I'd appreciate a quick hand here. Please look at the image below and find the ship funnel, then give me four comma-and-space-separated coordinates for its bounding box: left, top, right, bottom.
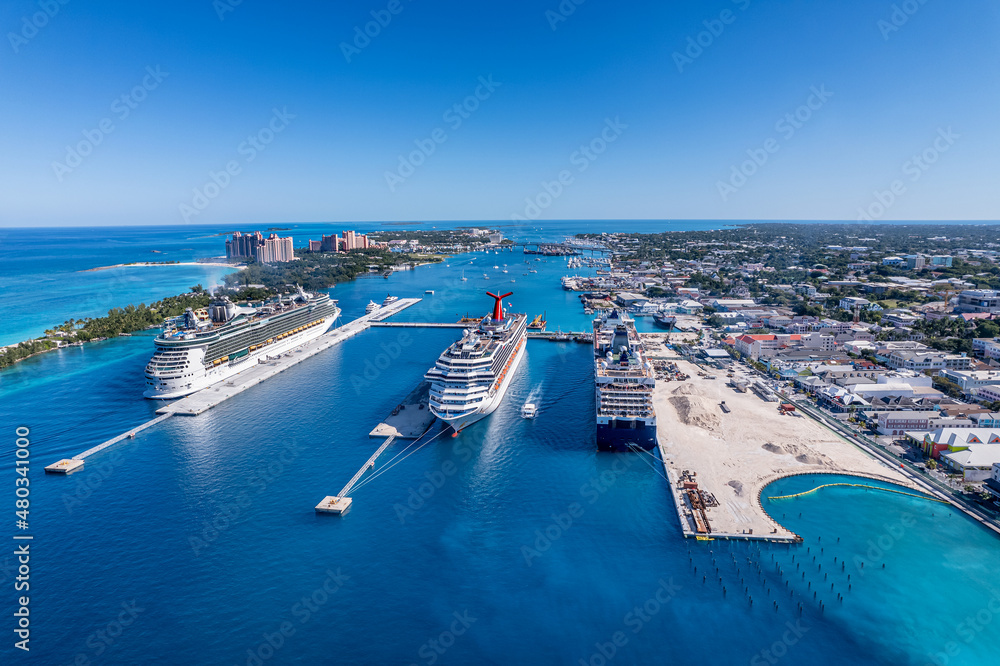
486, 291, 513, 321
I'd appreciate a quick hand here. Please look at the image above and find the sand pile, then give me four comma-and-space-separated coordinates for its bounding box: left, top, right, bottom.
762, 443, 786, 455
727, 480, 744, 496
668, 396, 721, 431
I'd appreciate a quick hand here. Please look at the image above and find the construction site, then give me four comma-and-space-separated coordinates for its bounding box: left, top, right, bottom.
651, 358, 914, 541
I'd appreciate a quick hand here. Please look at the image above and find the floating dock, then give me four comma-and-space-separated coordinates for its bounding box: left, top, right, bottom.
47, 298, 422, 472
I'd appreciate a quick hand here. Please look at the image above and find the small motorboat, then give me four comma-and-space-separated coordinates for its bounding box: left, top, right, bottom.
521, 403, 537, 419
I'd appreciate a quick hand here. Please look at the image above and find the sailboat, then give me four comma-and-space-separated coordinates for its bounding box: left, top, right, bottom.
461, 270, 468, 281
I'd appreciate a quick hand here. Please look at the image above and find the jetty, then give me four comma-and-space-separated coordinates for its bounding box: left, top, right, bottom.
45, 298, 422, 474
317, 381, 438, 515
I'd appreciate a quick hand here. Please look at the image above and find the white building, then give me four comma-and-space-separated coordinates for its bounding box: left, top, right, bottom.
938, 369, 1000, 397
839, 296, 871, 310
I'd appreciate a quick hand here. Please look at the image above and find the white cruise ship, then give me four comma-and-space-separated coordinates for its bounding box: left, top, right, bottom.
425, 292, 527, 434
144, 287, 339, 399
593, 309, 657, 451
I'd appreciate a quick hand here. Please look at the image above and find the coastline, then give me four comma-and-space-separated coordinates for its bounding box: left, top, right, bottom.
81, 261, 242, 272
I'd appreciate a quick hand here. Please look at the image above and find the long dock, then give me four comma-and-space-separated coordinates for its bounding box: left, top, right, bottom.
158, 298, 421, 416
46, 298, 422, 474
317, 382, 438, 515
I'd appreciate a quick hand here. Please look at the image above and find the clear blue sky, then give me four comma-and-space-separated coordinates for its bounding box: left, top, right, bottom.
1, 0, 998, 226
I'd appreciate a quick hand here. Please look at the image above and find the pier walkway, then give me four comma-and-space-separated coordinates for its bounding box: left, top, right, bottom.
46, 298, 422, 474
158, 298, 421, 416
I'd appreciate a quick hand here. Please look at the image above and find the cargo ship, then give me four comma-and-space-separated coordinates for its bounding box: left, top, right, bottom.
593, 310, 657, 451
144, 287, 339, 399
425, 292, 527, 434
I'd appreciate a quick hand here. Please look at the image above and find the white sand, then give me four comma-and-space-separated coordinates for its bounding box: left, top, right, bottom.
652, 359, 912, 539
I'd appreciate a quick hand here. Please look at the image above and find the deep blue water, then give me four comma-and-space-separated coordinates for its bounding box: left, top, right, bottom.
2, 224, 1000, 665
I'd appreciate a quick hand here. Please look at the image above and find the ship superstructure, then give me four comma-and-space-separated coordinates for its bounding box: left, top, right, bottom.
144, 287, 339, 399
593, 310, 657, 451
425, 292, 527, 433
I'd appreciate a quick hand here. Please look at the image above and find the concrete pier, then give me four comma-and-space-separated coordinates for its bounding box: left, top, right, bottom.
44, 412, 174, 474
369, 381, 436, 439
158, 298, 421, 417
47, 298, 422, 472
316, 435, 398, 516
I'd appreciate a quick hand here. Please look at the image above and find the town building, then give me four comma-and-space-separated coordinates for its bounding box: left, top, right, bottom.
956, 290, 1000, 314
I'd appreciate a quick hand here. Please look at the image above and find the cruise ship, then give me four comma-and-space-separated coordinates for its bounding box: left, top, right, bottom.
593, 310, 657, 451
425, 292, 527, 434
144, 288, 339, 399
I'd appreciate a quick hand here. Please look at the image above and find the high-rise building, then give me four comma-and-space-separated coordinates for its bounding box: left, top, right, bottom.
308, 240, 321, 252
342, 230, 357, 251
320, 234, 340, 252
226, 231, 264, 259
254, 234, 295, 264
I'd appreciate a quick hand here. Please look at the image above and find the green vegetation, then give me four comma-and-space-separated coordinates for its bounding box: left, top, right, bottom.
224, 248, 443, 292
0, 287, 273, 370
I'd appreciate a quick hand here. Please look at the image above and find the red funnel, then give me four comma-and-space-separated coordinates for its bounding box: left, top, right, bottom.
487, 291, 513, 321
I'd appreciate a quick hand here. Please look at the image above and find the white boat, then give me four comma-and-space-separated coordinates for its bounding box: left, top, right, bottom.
483, 273, 490, 280
461, 271, 468, 281
425, 290, 435, 294
425, 292, 527, 434
365, 301, 380, 314
381, 295, 399, 307
521, 402, 537, 419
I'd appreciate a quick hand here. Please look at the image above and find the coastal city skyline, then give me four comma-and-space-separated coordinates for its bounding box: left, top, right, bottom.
2, 0, 999, 226
4, 2, 1000, 665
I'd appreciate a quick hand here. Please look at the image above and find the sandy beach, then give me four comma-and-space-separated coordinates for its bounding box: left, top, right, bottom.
651, 358, 913, 540
81, 261, 241, 272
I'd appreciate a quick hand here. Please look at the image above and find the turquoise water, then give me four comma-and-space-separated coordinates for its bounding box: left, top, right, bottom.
2, 224, 1000, 664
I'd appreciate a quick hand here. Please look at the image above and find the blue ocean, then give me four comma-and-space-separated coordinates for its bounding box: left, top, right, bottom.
2, 223, 999, 665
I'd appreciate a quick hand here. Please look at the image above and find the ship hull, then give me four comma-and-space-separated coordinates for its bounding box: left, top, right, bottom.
596, 421, 657, 452
434, 337, 527, 433
653, 316, 675, 330
143, 313, 338, 399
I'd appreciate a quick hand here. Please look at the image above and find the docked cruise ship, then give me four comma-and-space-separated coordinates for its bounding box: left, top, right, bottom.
425, 292, 527, 434
593, 310, 657, 451
144, 288, 339, 399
